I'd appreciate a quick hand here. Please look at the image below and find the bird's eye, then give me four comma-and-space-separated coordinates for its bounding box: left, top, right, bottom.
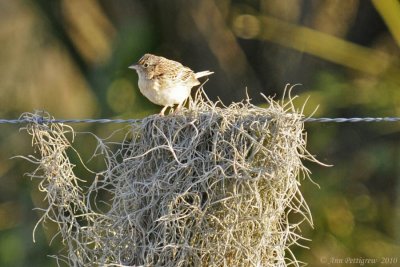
143, 63, 149, 68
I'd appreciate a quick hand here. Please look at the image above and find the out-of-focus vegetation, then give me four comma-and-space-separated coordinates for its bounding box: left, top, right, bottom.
0, 0, 399, 266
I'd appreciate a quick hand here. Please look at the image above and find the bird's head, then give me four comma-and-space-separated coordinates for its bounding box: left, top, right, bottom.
129, 54, 159, 79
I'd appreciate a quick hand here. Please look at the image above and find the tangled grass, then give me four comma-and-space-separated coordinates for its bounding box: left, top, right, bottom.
21, 85, 319, 266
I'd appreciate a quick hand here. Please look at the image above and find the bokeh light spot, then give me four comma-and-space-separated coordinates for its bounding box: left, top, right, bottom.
107, 79, 136, 113
233, 14, 260, 39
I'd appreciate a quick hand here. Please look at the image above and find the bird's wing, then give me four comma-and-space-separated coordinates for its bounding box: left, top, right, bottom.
153, 59, 199, 86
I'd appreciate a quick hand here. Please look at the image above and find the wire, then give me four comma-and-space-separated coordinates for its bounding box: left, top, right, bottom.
303, 117, 400, 122
0, 118, 141, 124
1, 117, 400, 124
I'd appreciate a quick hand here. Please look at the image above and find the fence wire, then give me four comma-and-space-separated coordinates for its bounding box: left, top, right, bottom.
1, 117, 400, 124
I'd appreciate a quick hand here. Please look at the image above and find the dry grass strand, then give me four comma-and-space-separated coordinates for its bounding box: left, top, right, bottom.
21, 85, 319, 266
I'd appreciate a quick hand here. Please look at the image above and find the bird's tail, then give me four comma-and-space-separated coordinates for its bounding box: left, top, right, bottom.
195, 70, 214, 79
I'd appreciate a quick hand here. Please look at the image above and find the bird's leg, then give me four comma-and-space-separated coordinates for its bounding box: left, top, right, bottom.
174, 102, 184, 114
159, 106, 168, 116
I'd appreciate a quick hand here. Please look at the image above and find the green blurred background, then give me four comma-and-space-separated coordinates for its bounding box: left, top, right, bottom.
1, 0, 400, 266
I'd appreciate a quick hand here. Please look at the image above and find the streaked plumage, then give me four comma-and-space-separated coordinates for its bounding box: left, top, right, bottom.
129, 54, 213, 115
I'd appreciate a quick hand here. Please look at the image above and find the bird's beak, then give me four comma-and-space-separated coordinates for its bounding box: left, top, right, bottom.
128, 63, 138, 70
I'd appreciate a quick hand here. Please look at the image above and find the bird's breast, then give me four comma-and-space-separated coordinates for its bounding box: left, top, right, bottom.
137, 77, 191, 106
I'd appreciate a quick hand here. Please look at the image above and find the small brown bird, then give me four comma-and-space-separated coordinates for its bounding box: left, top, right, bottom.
129, 54, 213, 115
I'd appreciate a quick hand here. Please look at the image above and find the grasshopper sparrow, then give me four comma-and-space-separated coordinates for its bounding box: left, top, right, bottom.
129, 53, 213, 115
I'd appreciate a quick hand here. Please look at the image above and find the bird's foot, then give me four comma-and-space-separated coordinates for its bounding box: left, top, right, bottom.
159, 106, 168, 116
173, 103, 183, 114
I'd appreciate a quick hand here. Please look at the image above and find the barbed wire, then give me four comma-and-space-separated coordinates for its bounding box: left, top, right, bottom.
0, 118, 141, 124
1, 117, 400, 124
304, 117, 400, 123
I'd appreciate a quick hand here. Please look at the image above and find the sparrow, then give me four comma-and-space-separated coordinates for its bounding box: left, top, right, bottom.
129, 53, 213, 115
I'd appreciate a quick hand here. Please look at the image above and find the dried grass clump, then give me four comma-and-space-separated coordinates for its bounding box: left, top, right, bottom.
21, 86, 318, 267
